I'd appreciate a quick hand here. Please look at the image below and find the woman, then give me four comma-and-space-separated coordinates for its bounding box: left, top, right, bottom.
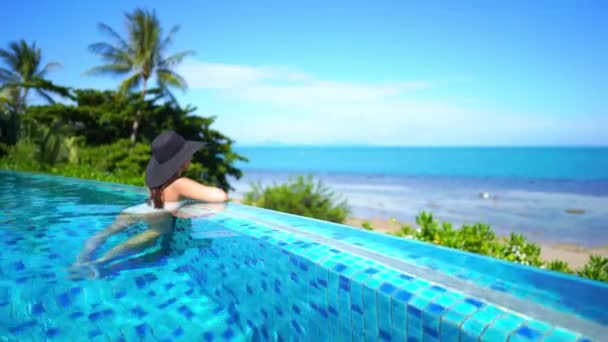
70, 130, 228, 278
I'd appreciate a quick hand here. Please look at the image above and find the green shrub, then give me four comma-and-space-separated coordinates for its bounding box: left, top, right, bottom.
546, 260, 573, 274
414, 212, 456, 245
577, 255, 608, 282
397, 212, 606, 283
414, 212, 440, 241
361, 221, 374, 230
398, 224, 416, 237
413, 212, 498, 254
498, 233, 543, 267
454, 223, 500, 255
243, 175, 350, 223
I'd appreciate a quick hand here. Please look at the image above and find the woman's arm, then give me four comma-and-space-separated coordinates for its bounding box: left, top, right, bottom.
175, 177, 228, 202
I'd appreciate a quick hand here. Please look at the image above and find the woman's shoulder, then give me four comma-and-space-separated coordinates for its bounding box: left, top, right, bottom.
173, 177, 198, 186
171, 177, 228, 203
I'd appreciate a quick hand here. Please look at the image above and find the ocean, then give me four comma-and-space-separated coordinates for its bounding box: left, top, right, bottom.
230, 147, 608, 247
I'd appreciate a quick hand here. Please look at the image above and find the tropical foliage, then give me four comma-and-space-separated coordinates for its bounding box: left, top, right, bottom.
1, 8, 244, 190
1, 88, 245, 190
87, 8, 194, 143
390, 211, 607, 282
243, 175, 351, 223
361, 221, 374, 230
0, 40, 69, 145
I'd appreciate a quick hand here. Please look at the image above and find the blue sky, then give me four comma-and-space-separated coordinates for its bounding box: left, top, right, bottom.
2, 0, 607, 146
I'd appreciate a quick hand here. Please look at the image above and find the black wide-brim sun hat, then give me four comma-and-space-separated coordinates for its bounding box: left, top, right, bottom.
145, 131, 205, 188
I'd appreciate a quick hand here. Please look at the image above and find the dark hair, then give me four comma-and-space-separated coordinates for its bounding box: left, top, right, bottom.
148, 173, 181, 209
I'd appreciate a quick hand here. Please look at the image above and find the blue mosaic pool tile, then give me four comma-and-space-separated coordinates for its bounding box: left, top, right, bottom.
352, 268, 374, 286
362, 285, 378, 337
407, 316, 423, 341
365, 267, 380, 275
320, 254, 341, 268
431, 292, 464, 309
542, 327, 581, 342
417, 288, 442, 302
421, 302, 446, 341
364, 275, 385, 291
508, 321, 552, 342
423, 325, 441, 342
439, 301, 479, 341
327, 321, 340, 341
340, 319, 352, 341
326, 315, 340, 340
333, 262, 349, 273
378, 328, 392, 341
391, 271, 415, 283
407, 296, 433, 341
379, 281, 398, 296
480, 312, 524, 341
307, 319, 321, 340
352, 309, 365, 338
377, 291, 393, 334
378, 268, 403, 280
394, 289, 414, 304
461, 305, 503, 341
31, 302, 45, 316
338, 289, 352, 324
339, 275, 351, 292
352, 330, 365, 342
401, 278, 431, 294
526, 319, 552, 335
364, 330, 377, 342
391, 296, 408, 340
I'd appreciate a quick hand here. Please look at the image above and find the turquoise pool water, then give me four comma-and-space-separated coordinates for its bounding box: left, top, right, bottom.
0, 171, 607, 341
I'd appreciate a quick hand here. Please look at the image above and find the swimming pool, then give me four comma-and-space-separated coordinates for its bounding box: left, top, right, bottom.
0, 170, 606, 341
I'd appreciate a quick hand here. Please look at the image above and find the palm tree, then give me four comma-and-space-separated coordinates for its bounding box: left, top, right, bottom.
0, 40, 62, 144
86, 8, 194, 143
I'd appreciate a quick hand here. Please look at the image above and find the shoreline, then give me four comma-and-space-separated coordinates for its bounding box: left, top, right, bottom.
231, 171, 608, 248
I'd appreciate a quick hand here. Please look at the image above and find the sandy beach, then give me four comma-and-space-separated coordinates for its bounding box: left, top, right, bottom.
345, 217, 608, 269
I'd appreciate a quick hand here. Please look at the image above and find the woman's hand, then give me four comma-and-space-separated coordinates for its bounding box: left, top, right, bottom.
173, 202, 226, 218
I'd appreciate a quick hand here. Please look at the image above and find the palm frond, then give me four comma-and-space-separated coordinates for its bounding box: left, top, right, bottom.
119, 73, 142, 93
0, 67, 19, 83
160, 25, 180, 52
35, 78, 72, 99
35, 89, 55, 104
0, 42, 21, 69
84, 63, 132, 76
159, 50, 194, 68
88, 42, 133, 65
157, 68, 187, 91
37, 62, 61, 78
0, 87, 11, 103
0, 82, 17, 92
15, 40, 42, 82
87, 8, 191, 103
97, 22, 130, 51
8, 78, 72, 99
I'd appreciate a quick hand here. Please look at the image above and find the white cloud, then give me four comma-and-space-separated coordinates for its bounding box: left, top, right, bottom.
179, 60, 432, 105
179, 61, 312, 89
177, 60, 607, 146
